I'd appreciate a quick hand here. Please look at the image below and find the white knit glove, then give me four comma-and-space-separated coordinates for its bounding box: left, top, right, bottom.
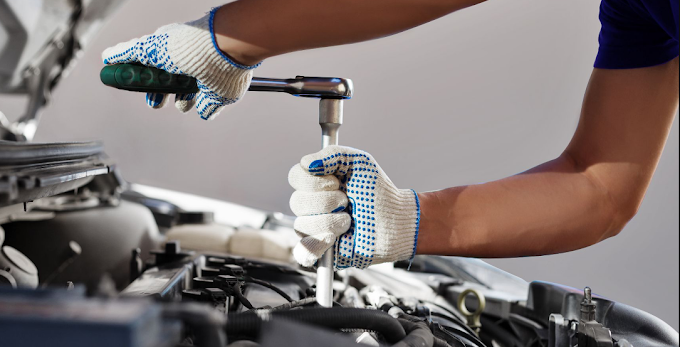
288, 146, 421, 270
101, 8, 259, 120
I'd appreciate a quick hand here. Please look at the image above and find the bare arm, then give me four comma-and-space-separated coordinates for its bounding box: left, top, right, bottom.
210, 0, 678, 258
212, 0, 485, 65
417, 58, 679, 257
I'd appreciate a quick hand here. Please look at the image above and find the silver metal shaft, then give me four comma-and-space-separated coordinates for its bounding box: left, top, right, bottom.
249, 76, 353, 99
316, 98, 343, 307
246, 75, 351, 307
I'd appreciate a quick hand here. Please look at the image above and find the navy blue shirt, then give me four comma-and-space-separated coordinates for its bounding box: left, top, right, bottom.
595, 0, 679, 69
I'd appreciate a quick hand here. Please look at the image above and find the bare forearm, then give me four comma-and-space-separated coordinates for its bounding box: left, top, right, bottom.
416, 154, 626, 257
417, 59, 679, 258
213, 0, 484, 65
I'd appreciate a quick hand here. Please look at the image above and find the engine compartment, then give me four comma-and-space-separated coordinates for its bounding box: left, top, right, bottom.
0, 2, 678, 346
120, 248, 490, 347
0, 167, 677, 347
0, 238, 501, 347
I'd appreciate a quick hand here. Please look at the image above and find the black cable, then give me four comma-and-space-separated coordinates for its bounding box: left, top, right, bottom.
400, 312, 482, 347
245, 277, 294, 302
419, 302, 480, 338
437, 324, 486, 347
233, 282, 254, 309
420, 300, 466, 323
432, 312, 481, 345
430, 311, 471, 329
432, 326, 471, 347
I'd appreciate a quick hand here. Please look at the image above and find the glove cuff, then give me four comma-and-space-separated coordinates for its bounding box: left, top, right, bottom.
166, 8, 260, 98
374, 188, 421, 264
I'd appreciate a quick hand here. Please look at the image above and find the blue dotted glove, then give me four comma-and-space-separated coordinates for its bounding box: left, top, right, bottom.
288, 146, 421, 269
102, 8, 259, 120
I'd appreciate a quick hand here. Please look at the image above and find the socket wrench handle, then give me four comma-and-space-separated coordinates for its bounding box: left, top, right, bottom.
100, 64, 353, 307
100, 64, 354, 100
316, 99, 343, 307
250, 76, 353, 99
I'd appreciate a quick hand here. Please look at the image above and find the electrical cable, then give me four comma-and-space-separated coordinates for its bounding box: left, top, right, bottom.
233, 282, 255, 309
419, 299, 467, 323
418, 301, 480, 339
398, 312, 480, 347
245, 277, 294, 302
428, 312, 484, 346
437, 324, 486, 347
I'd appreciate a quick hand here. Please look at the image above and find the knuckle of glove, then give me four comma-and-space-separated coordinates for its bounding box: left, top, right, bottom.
299, 145, 344, 175
299, 146, 374, 176
288, 164, 339, 192
289, 190, 348, 217
294, 213, 351, 238
293, 233, 336, 267
174, 94, 196, 113
102, 39, 137, 62
292, 243, 321, 267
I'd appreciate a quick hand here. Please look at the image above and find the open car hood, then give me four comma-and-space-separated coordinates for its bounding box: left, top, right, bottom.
0, 0, 126, 92
0, 0, 126, 141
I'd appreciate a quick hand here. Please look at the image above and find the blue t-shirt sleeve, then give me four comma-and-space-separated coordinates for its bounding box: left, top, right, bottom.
595, 0, 679, 69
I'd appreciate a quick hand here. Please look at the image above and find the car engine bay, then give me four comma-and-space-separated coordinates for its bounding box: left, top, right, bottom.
0, 1, 678, 347
0, 153, 678, 347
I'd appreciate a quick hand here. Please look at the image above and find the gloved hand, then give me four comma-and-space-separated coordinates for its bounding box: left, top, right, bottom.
101, 8, 259, 120
288, 145, 420, 269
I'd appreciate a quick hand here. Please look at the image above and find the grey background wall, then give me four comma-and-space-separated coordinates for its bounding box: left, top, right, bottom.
2, 0, 678, 329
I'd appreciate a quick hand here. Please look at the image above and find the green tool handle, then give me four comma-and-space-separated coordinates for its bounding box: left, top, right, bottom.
100, 64, 199, 94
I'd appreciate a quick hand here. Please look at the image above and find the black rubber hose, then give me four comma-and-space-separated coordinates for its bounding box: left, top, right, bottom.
245, 277, 294, 302
226, 308, 406, 343
163, 303, 227, 347
393, 318, 435, 347
397, 314, 469, 347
